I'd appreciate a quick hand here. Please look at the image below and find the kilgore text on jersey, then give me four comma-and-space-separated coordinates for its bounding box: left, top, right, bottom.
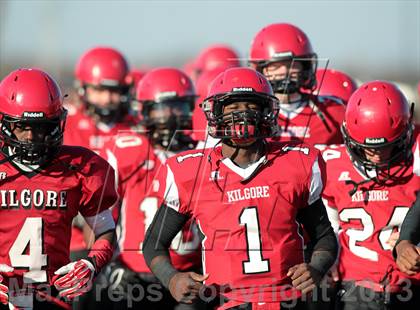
0, 189, 67, 209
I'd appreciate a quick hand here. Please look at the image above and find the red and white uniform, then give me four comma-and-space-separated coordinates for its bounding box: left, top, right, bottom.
102, 132, 202, 273
64, 108, 137, 152
64, 108, 136, 251
275, 96, 345, 146
0, 146, 118, 286
160, 141, 325, 303
322, 139, 420, 292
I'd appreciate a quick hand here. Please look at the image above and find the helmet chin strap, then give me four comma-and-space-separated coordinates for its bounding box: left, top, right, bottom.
347, 155, 412, 197
87, 102, 122, 125
345, 177, 376, 197
0, 147, 18, 165
270, 79, 300, 95
1, 146, 40, 171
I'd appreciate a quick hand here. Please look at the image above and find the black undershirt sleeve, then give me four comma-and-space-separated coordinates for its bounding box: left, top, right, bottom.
394, 191, 420, 257
143, 204, 190, 287
296, 198, 338, 275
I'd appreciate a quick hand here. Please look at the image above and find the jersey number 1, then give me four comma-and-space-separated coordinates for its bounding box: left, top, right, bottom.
239, 207, 270, 274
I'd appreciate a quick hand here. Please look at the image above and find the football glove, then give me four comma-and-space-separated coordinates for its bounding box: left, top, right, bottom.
53, 259, 96, 299
0, 264, 14, 305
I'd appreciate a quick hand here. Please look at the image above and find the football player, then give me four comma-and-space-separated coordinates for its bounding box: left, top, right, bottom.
143, 67, 338, 309
249, 23, 346, 146
322, 81, 420, 309
104, 68, 205, 309
0, 69, 117, 309
137, 67, 198, 162
62, 46, 134, 293
64, 46, 135, 151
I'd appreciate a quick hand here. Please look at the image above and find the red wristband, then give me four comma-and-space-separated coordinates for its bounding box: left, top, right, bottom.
88, 239, 113, 273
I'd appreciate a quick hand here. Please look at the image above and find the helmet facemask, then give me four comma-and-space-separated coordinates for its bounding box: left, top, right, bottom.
0, 111, 67, 166
80, 83, 130, 125
342, 123, 414, 184
202, 92, 279, 146
141, 98, 195, 150
251, 54, 317, 95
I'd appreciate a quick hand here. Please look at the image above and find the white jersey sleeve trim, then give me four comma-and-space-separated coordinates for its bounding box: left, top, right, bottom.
164, 165, 181, 212
308, 157, 324, 205
84, 209, 116, 237
323, 198, 340, 234
413, 141, 420, 176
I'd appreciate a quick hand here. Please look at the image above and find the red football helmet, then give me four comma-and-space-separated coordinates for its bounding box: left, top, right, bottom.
249, 23, 317, 94
314, 68, 357, 104
75, 46, 129, 87
194, 44, 240, 78
136, 67, 196, 149
75, 47, 130, 123
202, 67, 279, 142
342, 81, 414, 180
0, 68, 67, 164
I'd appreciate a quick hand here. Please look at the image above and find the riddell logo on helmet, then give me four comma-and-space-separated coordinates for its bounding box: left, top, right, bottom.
232, 87, 254, 92
272, 51, 293, 59
365, 137, 386, 144
23, 112, 45, 118
156, 91, 177, 101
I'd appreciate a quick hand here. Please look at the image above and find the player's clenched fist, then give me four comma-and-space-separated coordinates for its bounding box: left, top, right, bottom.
53, 259, 96, 299
169, 272, 208, 304
287, 263, 322, 294
395, 240, 420, 275
0, 264, 14, 305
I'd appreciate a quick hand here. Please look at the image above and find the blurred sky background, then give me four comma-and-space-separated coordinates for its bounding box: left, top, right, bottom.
0, 0, 419, 99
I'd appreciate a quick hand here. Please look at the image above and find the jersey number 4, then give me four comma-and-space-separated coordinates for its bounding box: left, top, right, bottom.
340, 206, 409, 261
9, 217, 47, 283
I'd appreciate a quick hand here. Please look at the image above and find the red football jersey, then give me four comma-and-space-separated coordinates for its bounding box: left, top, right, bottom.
0, 146, 118, 286
101, 132, 202, 273
64, 108, 136, 251
322, 140, 420, 291
274, 96, 345, 145
160, 141, 325, 302
64, 108, 137, 152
